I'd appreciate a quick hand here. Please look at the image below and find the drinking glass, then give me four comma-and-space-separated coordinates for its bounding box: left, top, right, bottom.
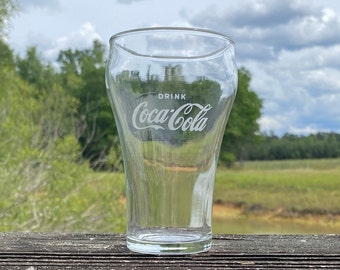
105, 27, 237, 254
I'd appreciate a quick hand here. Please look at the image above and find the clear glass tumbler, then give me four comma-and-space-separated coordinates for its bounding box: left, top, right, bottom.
105, 27, 237, 254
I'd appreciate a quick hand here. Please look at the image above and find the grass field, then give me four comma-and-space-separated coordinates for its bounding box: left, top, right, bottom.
233, 158, 340, 170
87, 158, 340, 222
1, 158, 339, 233
103, 158, 340, 219
214, 159, 340, 215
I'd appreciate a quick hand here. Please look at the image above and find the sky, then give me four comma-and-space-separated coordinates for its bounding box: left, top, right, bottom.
7, 0, 340, 136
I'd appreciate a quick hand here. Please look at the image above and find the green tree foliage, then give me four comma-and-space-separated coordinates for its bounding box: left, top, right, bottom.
8, 38, 274, 170
14, 41, 262, 170
220, 68, 263, 163
0, 0, 17, 38
16, 47, 58, 90
15, 46, 76, 139
248, 133, 340, 160
0, 39, 14, 68
0, 41, 125, 232
55, 45, 263, 168
57, 40, 117, 169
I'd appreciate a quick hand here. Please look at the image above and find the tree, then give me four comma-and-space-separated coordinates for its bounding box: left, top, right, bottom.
0, 0, 17, 38
15, 45, 76, 141
16, 47, 61, 91
0, 50, 125, 232
0, 39, 14, 68
0, 0, 126, 232
245, 132, 340, 160
58, 41, 118, 169
220, 68, 263, 163
0, 0, 16, 68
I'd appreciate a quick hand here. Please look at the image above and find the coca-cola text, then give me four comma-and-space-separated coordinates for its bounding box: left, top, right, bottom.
132, 102, 212, 132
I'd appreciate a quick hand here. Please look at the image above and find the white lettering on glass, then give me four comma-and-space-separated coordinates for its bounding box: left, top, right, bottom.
132, 101, 212, 132
158, 93, 186, 100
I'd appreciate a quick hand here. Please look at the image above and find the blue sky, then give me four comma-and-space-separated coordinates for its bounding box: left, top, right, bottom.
8, 0, 340, 136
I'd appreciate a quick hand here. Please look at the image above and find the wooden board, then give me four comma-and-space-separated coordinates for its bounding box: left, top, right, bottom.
0, 233, 339, 269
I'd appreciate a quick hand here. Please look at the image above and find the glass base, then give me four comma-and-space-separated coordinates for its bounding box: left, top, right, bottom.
127, 229, 212, 255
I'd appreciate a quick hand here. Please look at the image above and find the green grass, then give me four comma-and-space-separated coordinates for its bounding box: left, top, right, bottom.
234, 158, 340, 170
2, 158, 339, 232
214, 159, 340, 215
0, 171, 127, 232
97, 158, 340, 220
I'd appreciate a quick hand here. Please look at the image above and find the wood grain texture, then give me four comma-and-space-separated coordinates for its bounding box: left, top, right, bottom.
0, 233, 339, 269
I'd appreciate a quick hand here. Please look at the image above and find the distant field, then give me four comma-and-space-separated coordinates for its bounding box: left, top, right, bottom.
2, 158, 338, 232
87, 158, 340, 234
100, 158, 340, 216
234, 158, 340, 170
214, 158, 340, 215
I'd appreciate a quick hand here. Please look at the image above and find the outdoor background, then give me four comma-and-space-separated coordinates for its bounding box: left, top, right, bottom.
0, 0, 339, 233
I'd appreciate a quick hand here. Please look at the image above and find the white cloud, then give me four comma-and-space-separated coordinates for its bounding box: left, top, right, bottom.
288, 126, 323, 136
304, 69, 340, 93
189, 0, 340, 58
238, 46, 340, 135
116, 0, 148, 4
44, 22, 102, 60
18, 0, 61, 12
273, 8, 340, 49
186, 0, 340, 135
278, 45, 340, 70
258, 116, 285, 134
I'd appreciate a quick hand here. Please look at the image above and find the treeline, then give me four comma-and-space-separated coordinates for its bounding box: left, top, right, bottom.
0, 38, 127, 231
3, 37, 339, 169
1, 37, 265, 169
245, 133, 340, 160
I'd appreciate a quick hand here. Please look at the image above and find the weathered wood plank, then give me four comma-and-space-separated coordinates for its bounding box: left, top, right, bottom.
0, 233, 339, 269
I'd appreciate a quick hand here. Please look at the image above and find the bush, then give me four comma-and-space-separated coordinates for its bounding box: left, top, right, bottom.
219, 152, 236, 168
0, 68, 125, 232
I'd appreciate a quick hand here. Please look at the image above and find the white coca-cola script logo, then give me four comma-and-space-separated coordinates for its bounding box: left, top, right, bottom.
132, 102, 212, 131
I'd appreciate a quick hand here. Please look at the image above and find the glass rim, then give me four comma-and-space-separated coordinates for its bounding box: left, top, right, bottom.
109, 27, 235, 60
